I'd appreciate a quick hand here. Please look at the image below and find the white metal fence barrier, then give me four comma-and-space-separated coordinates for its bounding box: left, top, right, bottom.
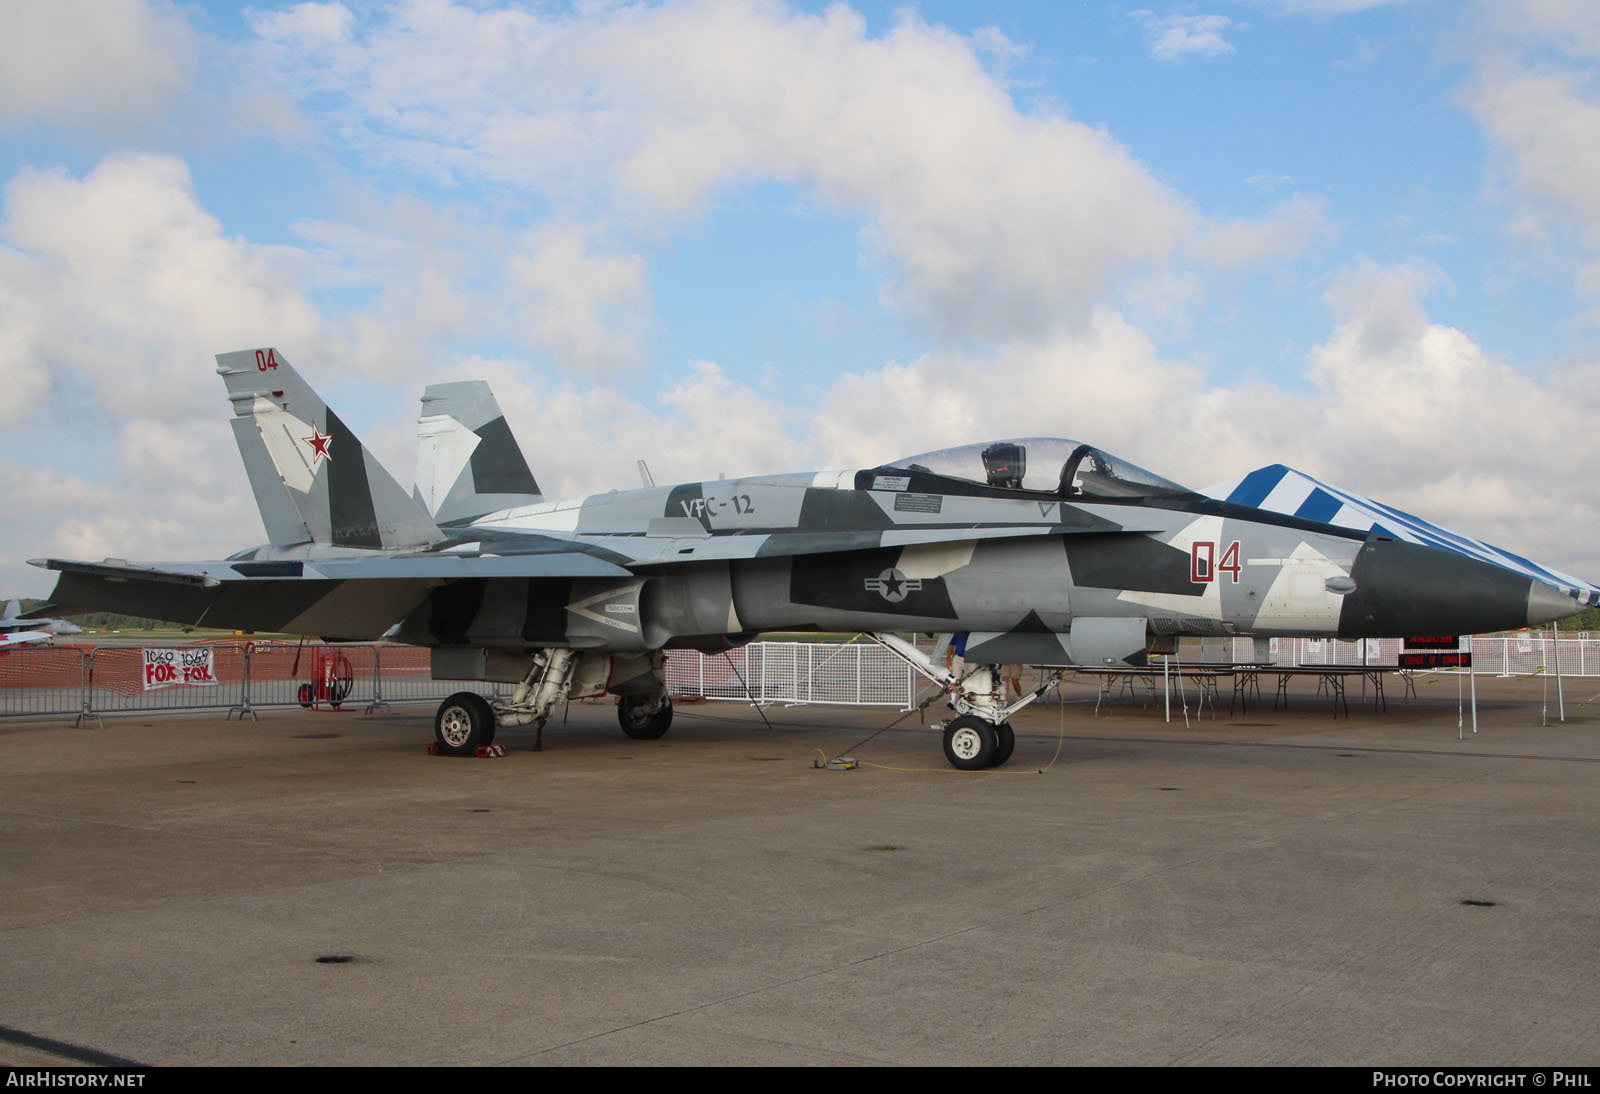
0, 646, 88, 720
2, 632, 1593, 723
663, 641, 919, 709
83, 645, 247, 720
0, 643, 506, 723
1174, 634, 1600, 676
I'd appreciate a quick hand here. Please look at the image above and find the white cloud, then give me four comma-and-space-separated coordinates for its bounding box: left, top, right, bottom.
507, 228, 649, 376
0, 414, 263, 593
1268, 0, 1407, 13
1461, 2, 1600, 308
0, 458, 122, 516
288, 197, 653, 380
1132, 12, 1237, 62
808, 309, 1200, 470
289, 193, 502, 389
0, 247, 52, 412
1465, 64, 1600, 231
1290, 262, 1597, 562
1477, 0, 1600, 53
0, 154, 326, 425
247, 0, 1324, 341
249, 1, 356, 45
1191, 195, 1333, 267
0, 0, 196, 130
970, 24, 1031, 76
416, 354, 808, 501
799, 263, 1600, 579
0, 154, 334, 589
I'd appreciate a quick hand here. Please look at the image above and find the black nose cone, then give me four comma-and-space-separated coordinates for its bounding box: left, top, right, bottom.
1338, 535, 1573, 637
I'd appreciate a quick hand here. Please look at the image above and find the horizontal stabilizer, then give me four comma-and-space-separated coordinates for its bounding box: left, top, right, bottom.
30, 556, 431, 638
29, 558, 220, 587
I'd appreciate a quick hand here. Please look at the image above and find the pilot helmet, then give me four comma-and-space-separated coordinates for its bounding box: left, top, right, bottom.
981, 442, 1025, 489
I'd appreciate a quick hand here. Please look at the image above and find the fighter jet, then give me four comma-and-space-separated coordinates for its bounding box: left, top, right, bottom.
28, 348, 1598, 768
0, 628, 53, 648
0, 598, 79, 646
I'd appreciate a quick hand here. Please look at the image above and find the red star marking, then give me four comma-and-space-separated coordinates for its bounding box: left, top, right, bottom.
303, 424, 333, 463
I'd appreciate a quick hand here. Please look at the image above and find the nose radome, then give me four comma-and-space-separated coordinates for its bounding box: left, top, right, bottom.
1340, 536, 1567, 637
1527, 582, 1582, 628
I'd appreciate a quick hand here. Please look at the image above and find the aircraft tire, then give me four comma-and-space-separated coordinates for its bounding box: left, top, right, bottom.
942, 715, 997, 771
474, 693, 497, 746
618, 695, 673, 740
990, 722, 1015, 767
435, 692, 495, 756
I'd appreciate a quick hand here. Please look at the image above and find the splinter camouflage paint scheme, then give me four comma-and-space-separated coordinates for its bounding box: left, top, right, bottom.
28, 348, 1597, 768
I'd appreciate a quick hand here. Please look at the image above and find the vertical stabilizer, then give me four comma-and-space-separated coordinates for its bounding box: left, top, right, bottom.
217, 348, 445, 550
414, 381, 542, 523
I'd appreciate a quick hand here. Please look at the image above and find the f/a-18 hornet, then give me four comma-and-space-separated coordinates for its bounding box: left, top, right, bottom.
29, 349, 1599, 768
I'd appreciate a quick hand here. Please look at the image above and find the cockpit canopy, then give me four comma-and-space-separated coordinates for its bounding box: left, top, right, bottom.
880, 438, 1193, 500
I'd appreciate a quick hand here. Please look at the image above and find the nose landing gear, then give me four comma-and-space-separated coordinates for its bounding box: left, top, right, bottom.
865, 633, 1055, 770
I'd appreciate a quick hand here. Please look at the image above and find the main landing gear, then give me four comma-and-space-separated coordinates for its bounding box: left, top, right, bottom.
434, 691, 496, 756
865, 633, 1050, 771
430, 648, 673, 756
617, 693, 673, 739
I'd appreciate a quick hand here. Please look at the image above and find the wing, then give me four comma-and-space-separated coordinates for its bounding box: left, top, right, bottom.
29, 550, 633, 640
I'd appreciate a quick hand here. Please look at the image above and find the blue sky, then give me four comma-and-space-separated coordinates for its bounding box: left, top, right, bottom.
2, 0, 1599, 595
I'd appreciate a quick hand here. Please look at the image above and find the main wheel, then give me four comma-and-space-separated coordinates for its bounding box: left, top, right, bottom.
435, 692, 496, 756
618, 694, 673, 740
472, 693, 496, 745
942, 715, 997, 771
990, 722, 1016, 767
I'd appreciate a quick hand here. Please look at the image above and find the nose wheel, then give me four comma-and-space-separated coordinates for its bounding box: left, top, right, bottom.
943, 715, 1015, 770
943, 716, 994, 769
992, 722, 1015, 766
